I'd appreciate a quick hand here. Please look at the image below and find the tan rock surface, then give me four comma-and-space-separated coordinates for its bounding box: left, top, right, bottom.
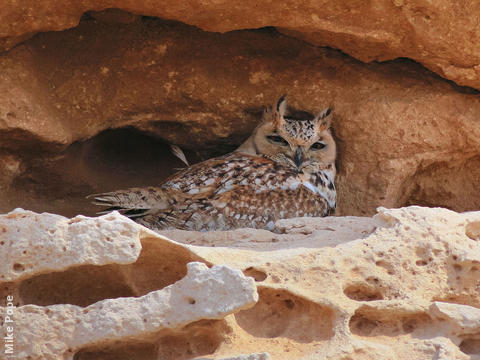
196, 353, 270, 360
1, 206, 480, 359
1, 3, 480, 90
2, 262, 257, 360
1, 16, 480, 218
0, 209, 142, 282
430, 302, 480, 335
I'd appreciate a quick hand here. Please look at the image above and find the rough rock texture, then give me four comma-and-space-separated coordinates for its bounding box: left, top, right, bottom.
1, 3, 480, 90
0, 209, 142, 282
2, 261, 257, 360
197, 353, 270, 360
1, 206, 480, 359
1, 5, 479, 359
1, 15, 480, 218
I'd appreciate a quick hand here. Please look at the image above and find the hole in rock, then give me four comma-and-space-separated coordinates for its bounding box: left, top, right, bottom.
74, 319, 229, 360
13, 263, 25, 272
349, 306, 432, 337
19, 264, 136, 307
235, 287, 334, 342
7, 127, 204, 217
242, 267, 268, 282
343, 283, 383, 301
405, 156, 480, 212
459, 337, 480, 355
118, 237, 207, 298
466, 221, 480, 241
415, 259, 429, 266
19, 238, 204, 306
375, 260, 395, 275
186, 297, 196, 305
67, 218, 83, 225
453, 264, 463, 272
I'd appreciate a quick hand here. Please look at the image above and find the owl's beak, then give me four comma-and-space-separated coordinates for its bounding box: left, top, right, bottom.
294, 147, 303, 167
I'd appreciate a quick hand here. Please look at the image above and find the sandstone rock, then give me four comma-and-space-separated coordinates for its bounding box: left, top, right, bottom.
1, 17, 480, 218
1, 206, 480, 359
1, 4, 480, 90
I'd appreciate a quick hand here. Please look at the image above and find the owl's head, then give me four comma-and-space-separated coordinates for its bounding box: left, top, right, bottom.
238, 96, 336, 171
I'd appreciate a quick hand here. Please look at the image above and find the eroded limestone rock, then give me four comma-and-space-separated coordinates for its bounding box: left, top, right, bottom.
0, 209, 142, 282
1, 206, 479, 359
1, 262, 257, 360
430, 302, 480, 335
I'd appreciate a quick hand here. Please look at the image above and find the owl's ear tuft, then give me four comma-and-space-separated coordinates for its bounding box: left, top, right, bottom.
315, 107, 333, 128
275, 95, 287, 117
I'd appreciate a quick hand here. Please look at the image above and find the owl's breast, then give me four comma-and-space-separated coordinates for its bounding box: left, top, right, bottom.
294, 170, 336, 209
242, 160, 337, 210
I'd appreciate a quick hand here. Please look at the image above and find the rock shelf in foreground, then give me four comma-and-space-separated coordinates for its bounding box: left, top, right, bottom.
1, 206, 480, 359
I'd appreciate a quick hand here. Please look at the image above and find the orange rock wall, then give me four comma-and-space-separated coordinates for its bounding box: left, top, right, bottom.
2, 2, 480, 89
0, 10, 479, 217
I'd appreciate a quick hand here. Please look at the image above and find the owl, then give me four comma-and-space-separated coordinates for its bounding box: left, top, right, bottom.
91, 96, 337, 231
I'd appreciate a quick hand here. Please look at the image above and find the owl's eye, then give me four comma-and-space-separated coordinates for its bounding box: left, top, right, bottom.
311, 141, 326, 150
266, 135, 289, 146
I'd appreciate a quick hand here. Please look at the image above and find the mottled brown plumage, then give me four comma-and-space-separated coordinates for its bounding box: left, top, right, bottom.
91, 96, 337, 231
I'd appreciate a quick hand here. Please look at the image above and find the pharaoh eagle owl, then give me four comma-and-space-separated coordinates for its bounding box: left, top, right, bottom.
91, 96, 337, 231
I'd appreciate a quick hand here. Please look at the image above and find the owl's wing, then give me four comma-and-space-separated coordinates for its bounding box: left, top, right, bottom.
89, 153, 246, 216
160, 152, 277, 195
88, 187, 172, 217
90, 152, 297, 219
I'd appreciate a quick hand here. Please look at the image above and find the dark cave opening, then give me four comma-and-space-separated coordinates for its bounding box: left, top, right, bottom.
5, 126, 235, 218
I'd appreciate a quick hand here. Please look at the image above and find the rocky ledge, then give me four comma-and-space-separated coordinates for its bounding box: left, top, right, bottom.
1, 206, 480, 359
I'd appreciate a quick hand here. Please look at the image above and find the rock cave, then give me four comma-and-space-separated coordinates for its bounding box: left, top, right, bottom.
1, 2, 480, 359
